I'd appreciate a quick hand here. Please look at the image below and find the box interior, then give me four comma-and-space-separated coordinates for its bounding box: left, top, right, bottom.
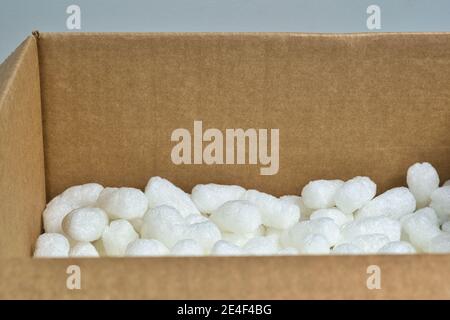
0, 32, 450, 298
39, 33, 450, 201
3, 32, 450, 258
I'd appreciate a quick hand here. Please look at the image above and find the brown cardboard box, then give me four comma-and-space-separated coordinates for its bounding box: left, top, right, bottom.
0, 32, 449, 299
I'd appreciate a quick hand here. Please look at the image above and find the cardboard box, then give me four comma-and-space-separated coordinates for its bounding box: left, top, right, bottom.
0, 32, 449, 299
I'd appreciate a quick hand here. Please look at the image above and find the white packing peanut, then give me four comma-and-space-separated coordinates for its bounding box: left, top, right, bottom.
210, 200, 262, 234
183, 220, 222, 252
242, 189, 300, 229
125, 239, 169, 257
102, 219, 139, 257
129, 218, 144, 234
141, 205, 187, 248
33, 233, 70, 258
407, 162, 440, 209
277, 247, 299, 255
43, 183, 103, 234
280, 195, 313, 219
61, 183, 104, 208
424, 233, 450, 253
185, 214, 209, 225
349, 234, 390, 254
243, 235, 279, 255
402, 210, 442, 250
145, 176, 200, 217
69, 242, 100, 257
298, 234, 330, 255
170, 239, 204, 256
310, 208, 352, 227
378, 241, 416, 254
356, 187, 416, 220
43, 196, 78, 234
442, 221, 450, 233
340, 216, 401, 242
332, 243, 363, 255
210, 240, 245, 256
430, 186, 450, 221
335, 176, 376, 214
285, 218, 340, 249
191, 183, 246, 214
62, 207, 108, 242
221, 232, 254, 247
97, 187, 148, 220
301, 179, 344, 210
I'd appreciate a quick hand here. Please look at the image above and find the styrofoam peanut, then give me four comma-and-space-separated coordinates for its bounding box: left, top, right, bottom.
33, 233, 70, 258
310, 208, 352, 227
280, 195, 313, 219
335, 176, 376, 214
242, 189, 300, 229
221, 232, 254, 247
402, 211, 442, 250
43, 196, 77, 234
170, 239, 204, 256
145, 176, 200, 217
191, 183, 246, 213
286, 218, 340, 249
349, 234, 390, 253
125, 239, 169, 256
102, 219, 138, 256
298, 234, 330, 255
332, 243, 363, 255
185, 214, 209, 225
407, 162, 440, 208
340, 216, 401, 242
210, 200, 262, 234
62, 207, 108, 242
442, 221, 450, 233
424, 233, 450, 253
277, 247, 299, 255
378, 241, 416, 254
243, 235, 279, 255
430, 186, 450, 221
183, 220, 222, 252
61, 183, 104, 208
141, 205, 187, 248
69, 242, 100, 257
43, 183, 103, 234
301, 180, 344, 209
356, 187, 416, 220
210, 240, 245, 256
97, 187, 148, 220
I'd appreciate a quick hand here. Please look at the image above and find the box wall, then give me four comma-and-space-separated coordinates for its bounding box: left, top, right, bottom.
38, 33, 450, 199
0, 254, 449, 299
0, 36, 46, 258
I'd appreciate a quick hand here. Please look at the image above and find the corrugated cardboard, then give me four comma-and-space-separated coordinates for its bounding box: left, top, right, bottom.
0, 32, 449, 299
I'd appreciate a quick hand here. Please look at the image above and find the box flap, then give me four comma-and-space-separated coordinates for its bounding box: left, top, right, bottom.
0, 36, 46, 257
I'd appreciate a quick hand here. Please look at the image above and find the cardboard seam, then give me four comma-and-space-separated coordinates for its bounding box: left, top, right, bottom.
30, 31, 48, 217
32, 31, 47, 231
38, 31, 450, 38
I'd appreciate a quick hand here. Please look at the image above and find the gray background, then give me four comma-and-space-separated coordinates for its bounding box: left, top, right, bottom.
1, 0, 450, 63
